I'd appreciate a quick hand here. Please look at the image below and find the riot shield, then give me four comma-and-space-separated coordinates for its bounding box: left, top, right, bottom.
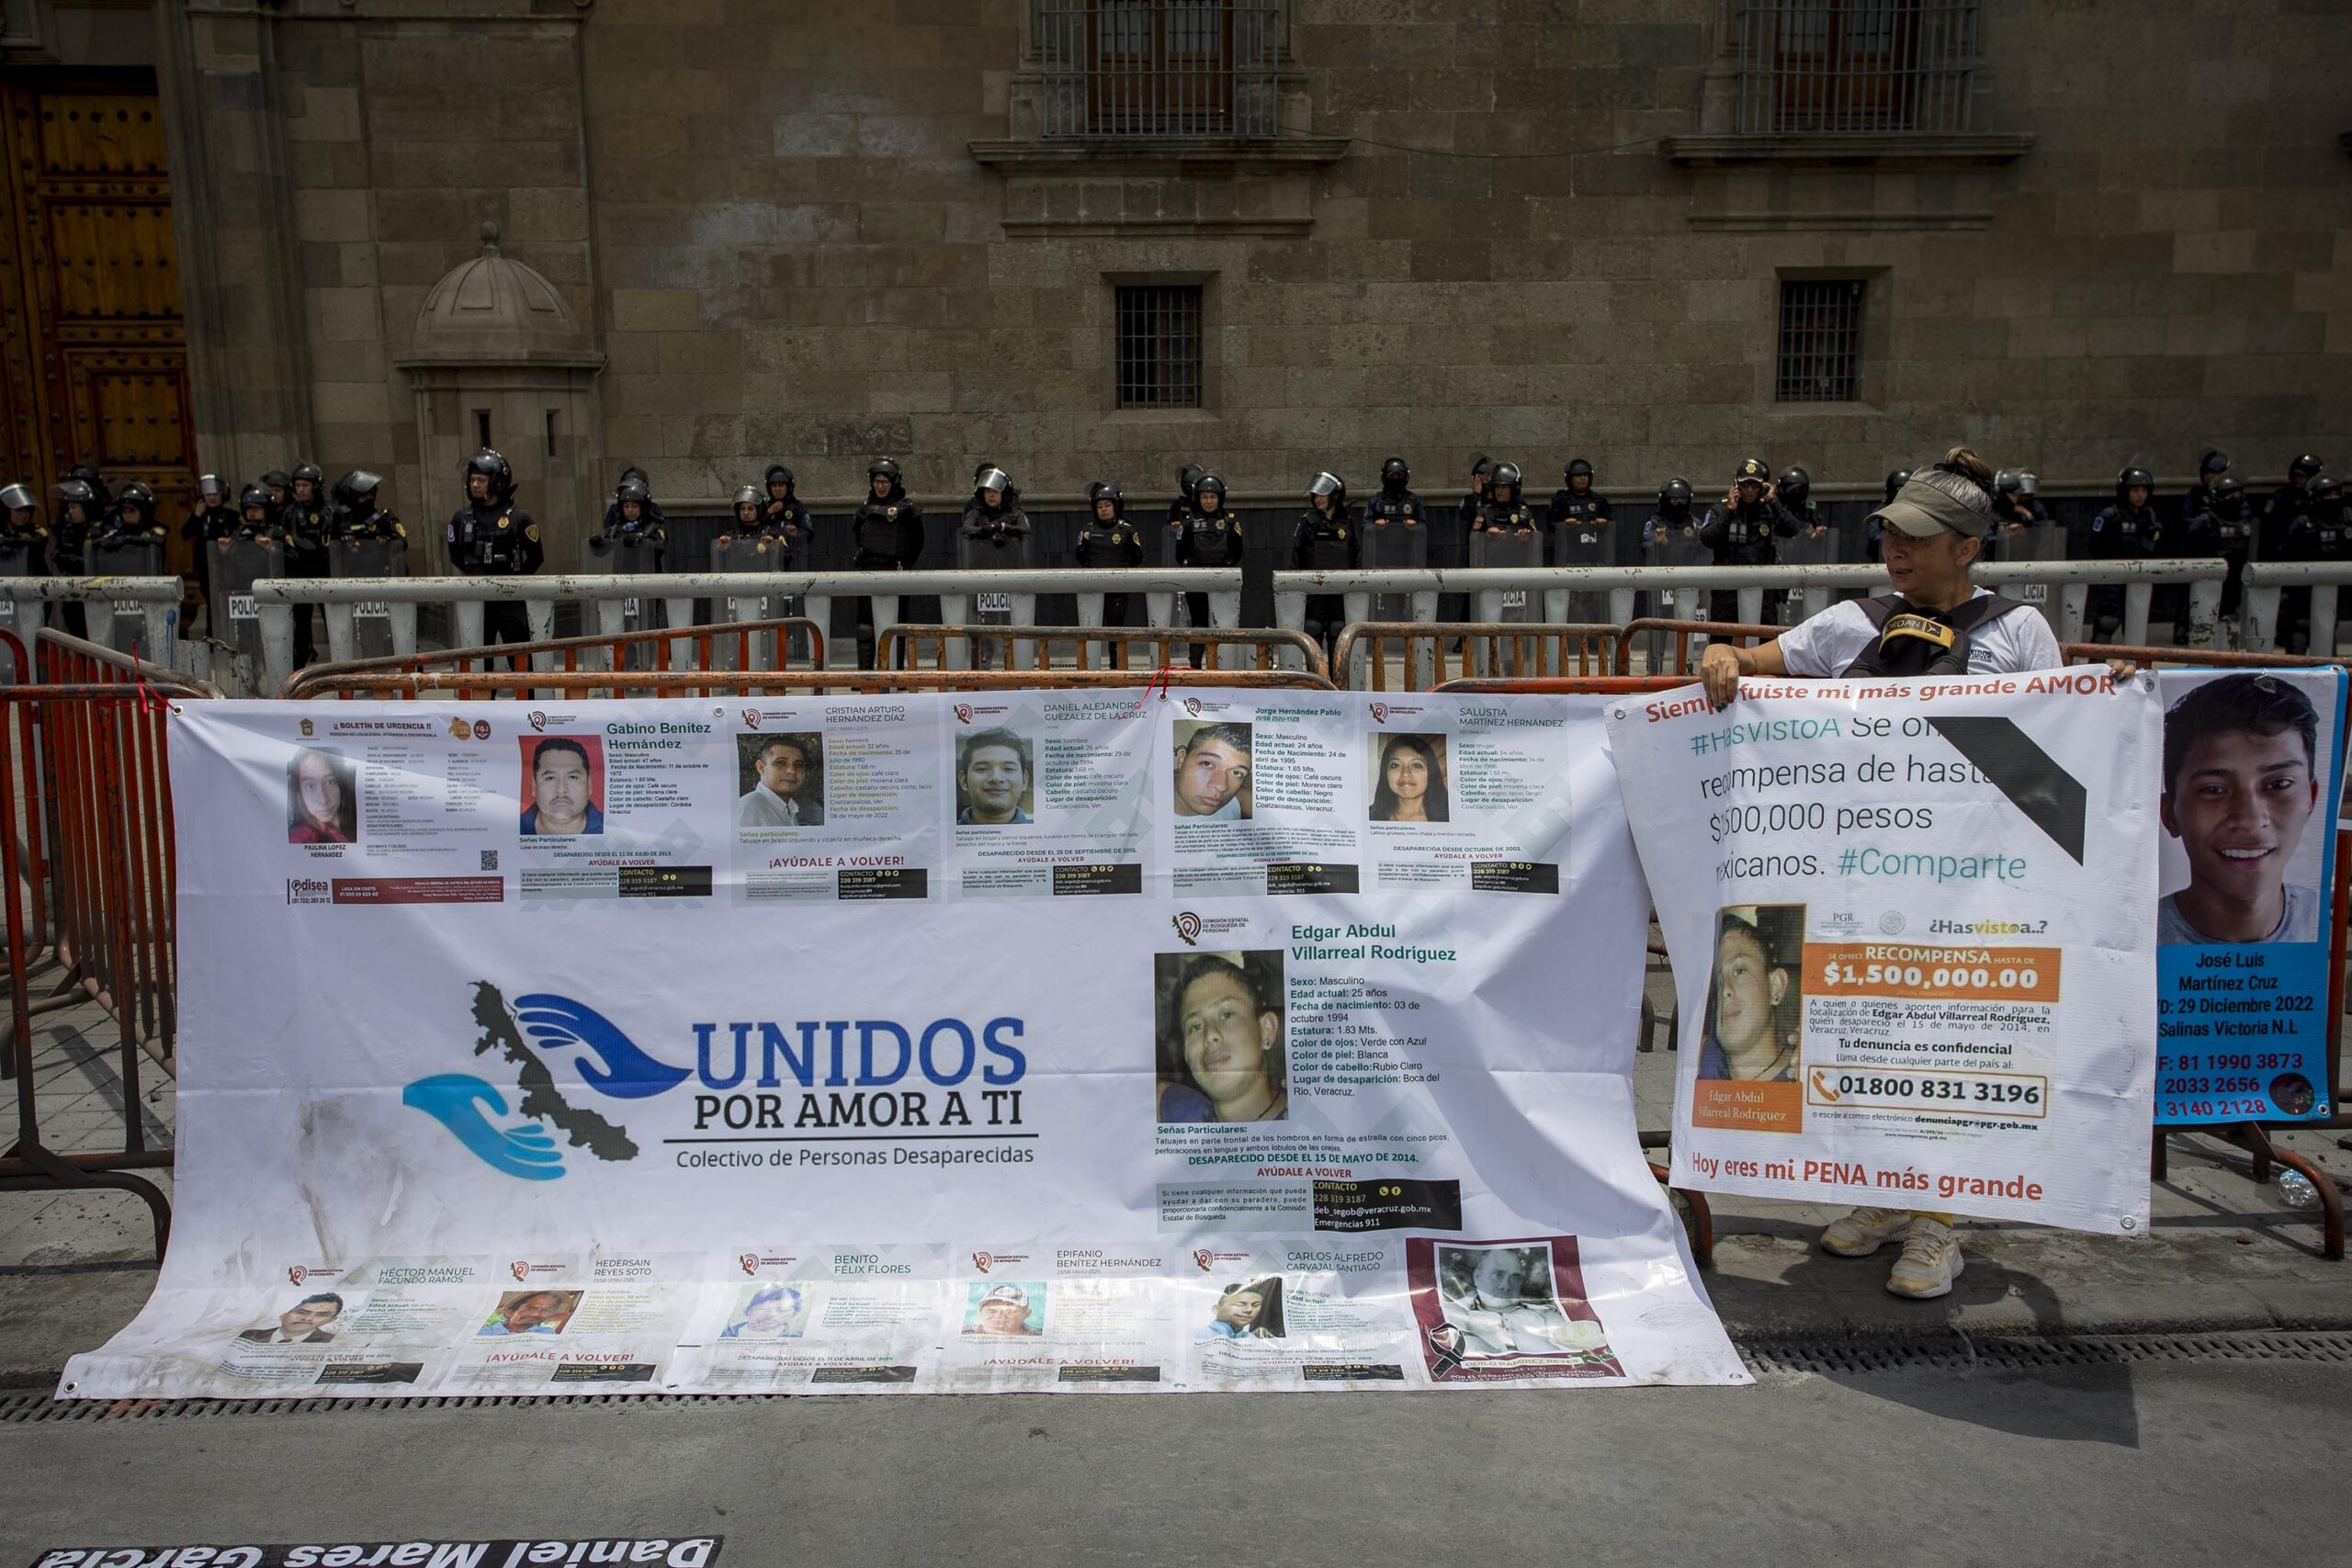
1775, 525, 1837, 626
1549, 517, 1613, 624
1467, 526, 1543, 623
2003, 521, 2067, 638
958, 528, 1032, 669
85, 540, 167, 657
330, 538, 408, 660
0, 539, 40, 674
210, 537, 284, 682
711, 536, 786, 671
1361, 513, 1428, 626
601, 536, 669, 668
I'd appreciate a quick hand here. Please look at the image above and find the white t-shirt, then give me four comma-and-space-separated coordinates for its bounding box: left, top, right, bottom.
1775, 588, 2064, 678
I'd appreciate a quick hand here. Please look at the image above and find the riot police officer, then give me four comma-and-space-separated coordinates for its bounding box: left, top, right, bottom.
1993, 470, 2048, 531
1547, 457, 1611, 564
962, 467, 1030, 561
1457, 455, 1494, 534
2086, 465, 2164, 637
762, 464, 812, 550
1868, 468, 1912, 563
1294, 471, 1361, 664
2182, 449, 2231, 532
1166, 463, 1206, 538
96, 481, 166, 547
62, 463, 110, 514
183, 474, 236, 545
717, 482, 796, 569
1471, 461, 1538, 538
445, 448, 543, 657
1700, 457, 1798, 622
1175, 473, 1242, 669
259, 468, 292, 513
2, 482, 46, 573
2262, 453, 2324, 562
1077, 479, 1145, 631
850, 457, 924, 669
1643, 478, 1697, 559
277, 462, 333, 669
2184, 474, 2256, 624
234, 483, 279, 540
47, 478, 98, 634
1366, 457, 1426, 535
590, 474, 666, 570
1778, 467, 1829, 538
330, 470, 404, 544
2279, 475, 2346, 654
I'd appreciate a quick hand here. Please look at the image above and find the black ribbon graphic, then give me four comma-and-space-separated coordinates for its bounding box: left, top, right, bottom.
1926, 716, 2087, 864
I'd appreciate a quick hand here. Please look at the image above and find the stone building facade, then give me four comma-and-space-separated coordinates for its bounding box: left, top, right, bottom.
2, 0, 2346, 572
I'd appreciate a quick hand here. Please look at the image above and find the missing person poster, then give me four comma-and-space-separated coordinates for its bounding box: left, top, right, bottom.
2153, 667, 2347, 1124
62, 693, 1744, 1399
1607, 671, 2162, 1235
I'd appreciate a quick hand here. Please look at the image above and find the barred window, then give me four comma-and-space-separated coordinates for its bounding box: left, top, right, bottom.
1776, 281, 1863, 402
1035, 0, 1282, 139
1735, 0, 1978, 135
1115, 286, 1204, 409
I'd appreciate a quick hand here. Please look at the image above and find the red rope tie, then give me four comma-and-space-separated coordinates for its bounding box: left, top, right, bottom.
128, 640, 179, 716
1121, 663, 1177, 716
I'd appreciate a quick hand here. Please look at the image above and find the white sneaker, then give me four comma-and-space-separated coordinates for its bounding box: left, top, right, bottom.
1885, 1217, 1964, 1300
1819, 1205, 1912, 1258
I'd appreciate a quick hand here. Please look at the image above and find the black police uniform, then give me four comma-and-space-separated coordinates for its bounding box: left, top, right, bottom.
446, 497, 544, 649
2086, 489, 2163, 636
1075, 502, 1146, 631
3, 500, 49, 576
2260, 457, 2324, 562
1294, 502, 1362, 662
850, 473, 924, 669
1173, 491, 1242, 669
334, 498, 406, 547
2183, 482, 2255, 619
277, 485, 333, 668
1546, 482, 1611, 565
961, 496, 1031, 563
1699, 492, 1797, 624
182, 495, 238, 604
2278, 487, 2346, 654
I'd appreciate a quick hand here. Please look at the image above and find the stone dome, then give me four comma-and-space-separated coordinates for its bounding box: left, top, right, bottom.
399, 223, 602, 367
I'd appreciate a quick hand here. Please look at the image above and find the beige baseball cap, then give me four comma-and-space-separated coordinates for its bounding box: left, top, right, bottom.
1871, 467, 1994, 539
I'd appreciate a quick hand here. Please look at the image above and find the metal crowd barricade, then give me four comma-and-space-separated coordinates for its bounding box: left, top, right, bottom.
1277, 559, 2232, 677
290, 667, 1339, 700
282, 616, 826, 700
1426, 669, 1715, 1266
1613, 619, 1786, 677
1329, 623, 1622, 692
0, 634, 214, 1257
879, 624, 1327, 681
0, 577, 187, 674
254, 569, 1248, 696
2239, 562, 2352, 658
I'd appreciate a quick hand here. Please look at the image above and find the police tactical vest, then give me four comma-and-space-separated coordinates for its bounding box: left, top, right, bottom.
1840, 593, 2034, 679
854, 504, 902, 558
1187, 514, 1240, 564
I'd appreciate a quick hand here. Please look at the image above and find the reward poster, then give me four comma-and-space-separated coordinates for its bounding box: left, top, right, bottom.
62, 693, 1745, 1399
1609, 670, 2162, 1235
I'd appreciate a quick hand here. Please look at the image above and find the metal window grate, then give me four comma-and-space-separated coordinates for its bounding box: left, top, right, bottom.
1115, 285, 1204, 409
1734, 0, 1978, 135
1776, 279, 1863, 402
1035, 0, 1282, 139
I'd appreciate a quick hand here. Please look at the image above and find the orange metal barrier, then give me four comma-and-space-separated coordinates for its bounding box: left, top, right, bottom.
879, 624, 1326, 680
289, 667, 1339, 699
1330, 622, 1623, 692
1611, 618, 1782, 677
281, 615, 828, 699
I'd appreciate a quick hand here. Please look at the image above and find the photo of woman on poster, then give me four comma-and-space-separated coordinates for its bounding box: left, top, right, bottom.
287, 748, 358, 844
1369, 733, 1450, 823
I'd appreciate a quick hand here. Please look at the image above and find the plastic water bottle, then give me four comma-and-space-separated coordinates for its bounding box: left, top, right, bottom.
2278, 1169, 2320, 1211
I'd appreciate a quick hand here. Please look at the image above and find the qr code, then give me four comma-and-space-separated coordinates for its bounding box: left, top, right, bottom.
480, 850, 499, 871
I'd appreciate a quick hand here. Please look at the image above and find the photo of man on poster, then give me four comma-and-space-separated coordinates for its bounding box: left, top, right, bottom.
2158, 673, 2325, 945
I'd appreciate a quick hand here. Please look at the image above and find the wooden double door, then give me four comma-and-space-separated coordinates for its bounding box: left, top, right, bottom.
0, 73, 198, 570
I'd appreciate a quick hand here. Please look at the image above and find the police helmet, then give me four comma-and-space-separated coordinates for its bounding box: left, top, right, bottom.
2198, 448, 2232, 479
464, 449, 514, 502
1309, 470, 1350, 508
114, 481, 157, 516
1735, 457, 1770, 486
51, 478, 96, 508
0, 483, 34, 513
868, 456, 902, 483
1485, 462, 1520, 494
615, 477, 651, 509
1777, 467, 1811, 505
238, 484, 270, 512
2117, 465, 2155, 500
291, 462, 324, 489
2312, 475, 2345, 502
2290, 454, 2324, 481
1661, 478, 1694, 508
765, 464, 796, 491
1382, 457, 1410, 486
1471, 456, 1494, 479
1566, 457, 1594, 481
1884, 468, 1913, 503
1178, 463, 1206, 499
1996, 469, 2025, 495
2212, 476, 2245, 505
63, 463, 107, 503
1194, 473, 1227, 504
2017, 470, 2040, 496
977, 468, 1012, 495
261, 468, 292, 492
732, 485, 762, 510
196, 473, 226, 503
334, 469, 382, 509
1088, 479, 1124, 511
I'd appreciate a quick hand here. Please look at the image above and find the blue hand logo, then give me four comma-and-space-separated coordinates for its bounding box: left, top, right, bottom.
402, 1074, 565, 1181
513, 993, 691, 1100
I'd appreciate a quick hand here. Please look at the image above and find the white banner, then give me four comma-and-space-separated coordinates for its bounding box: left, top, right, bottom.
1607, 670, 2160, 1235
62, 692, 1744, 1398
